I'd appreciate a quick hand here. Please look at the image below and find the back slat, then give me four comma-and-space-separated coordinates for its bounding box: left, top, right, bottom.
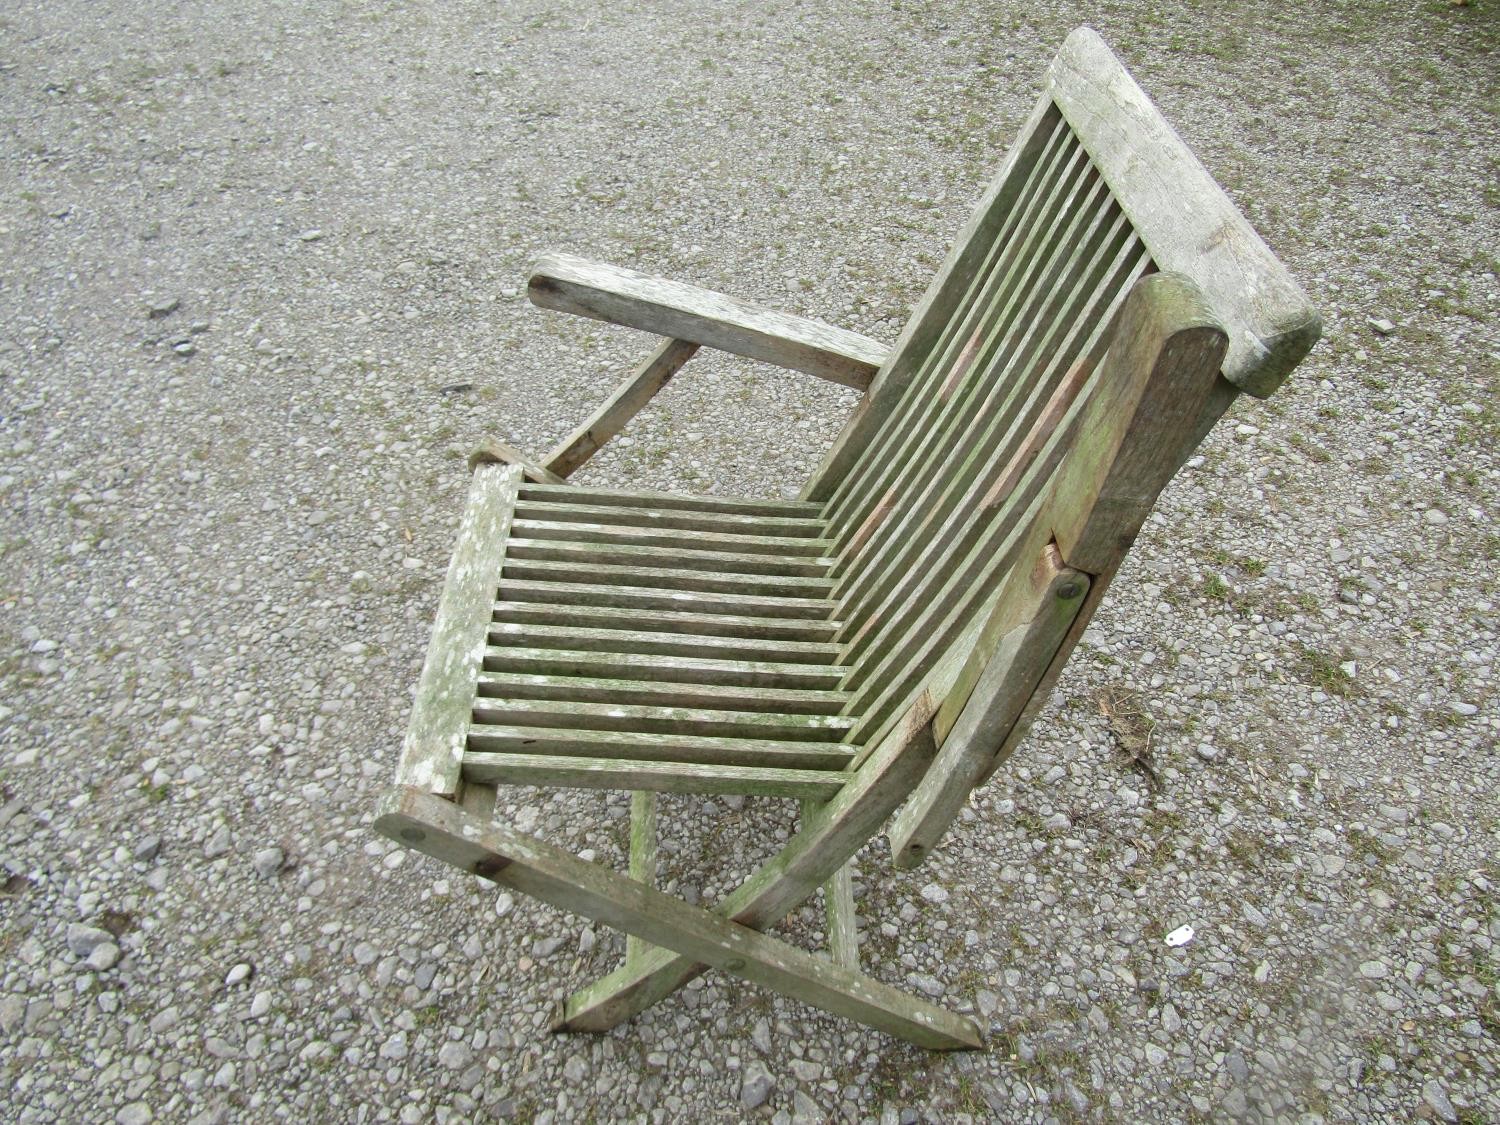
833, 189, 1131, 629
823, 115, 1079, 535
814, 117, 1164, 739
837, 227, 1148, 656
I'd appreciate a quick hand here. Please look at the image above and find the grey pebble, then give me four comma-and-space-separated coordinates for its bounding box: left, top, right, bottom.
741, 1060, 774, 1109
1422, 1078, 1458, 1123
65, 923, 113, 958
751, 1018, 772, 1055
791, 1089, 824, 1124
252, 846, 284, 879
85, 942, 121, 972
149, 1006, 180, 1034
204, 825, 232, 859
0, 994, 27, 1035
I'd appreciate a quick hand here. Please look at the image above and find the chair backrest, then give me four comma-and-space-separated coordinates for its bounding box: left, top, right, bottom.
820, 28, 1319, 755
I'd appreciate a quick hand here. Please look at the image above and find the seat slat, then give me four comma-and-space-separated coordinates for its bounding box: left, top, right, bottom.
497, 579, 838, 620
514, 499, 828, 538
505, 539, 834, 579
493, 600, 840, 641
519, 483, 822, 518
483, 647, 849, 689
477, 671, 851, 715
461, 752, 847, 799
501, 561, 834, 599
470, 696, 854, 741
511, 518, 836, 558
487, 622, 843, 664
466, 725, 856, 770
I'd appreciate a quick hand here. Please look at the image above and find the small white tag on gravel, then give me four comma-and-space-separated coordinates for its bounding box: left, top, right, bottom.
1164, 924, 1195, 947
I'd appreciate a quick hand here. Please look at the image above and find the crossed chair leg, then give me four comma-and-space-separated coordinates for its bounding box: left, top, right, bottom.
375, 693, 983, 1050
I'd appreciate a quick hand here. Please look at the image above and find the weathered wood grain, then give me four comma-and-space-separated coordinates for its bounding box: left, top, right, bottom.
888, 545, 1089, 869
512, 516, 836, 558
821, 115, 1092, 535
520, 482, 822, 519
464, 724, 856, 770
529, 253, 890, 390
460, 752, 847, 798
500, 558, 834, 599
470, 696, 854, 742
800, 98, 1063, 500
514, 499, 827, 538
1051, 272, 1228, 573
496, 580, 839, 622
395, 463, 520, 796
481, 646, 847, 690
824, 862, 860, 970
476, 671, 850, 716
1048, 27, 1320, 396
558, 694, 943, 1033
626, 790, 658, 968
487, 621, 841, 665
505, 537, 835, 579
491, 600, 840, 642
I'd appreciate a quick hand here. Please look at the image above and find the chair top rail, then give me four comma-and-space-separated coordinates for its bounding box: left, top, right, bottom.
1048, 27, 1320, 397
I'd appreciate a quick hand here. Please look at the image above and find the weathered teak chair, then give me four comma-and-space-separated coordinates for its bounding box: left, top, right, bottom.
374, 28, 1319, 1048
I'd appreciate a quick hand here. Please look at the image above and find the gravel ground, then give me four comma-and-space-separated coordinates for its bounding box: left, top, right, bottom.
2, 1, 1497, 1121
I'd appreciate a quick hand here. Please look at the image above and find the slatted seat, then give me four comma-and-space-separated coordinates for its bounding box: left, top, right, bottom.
375, 28, 1320, 1049
438, 481, 855, 799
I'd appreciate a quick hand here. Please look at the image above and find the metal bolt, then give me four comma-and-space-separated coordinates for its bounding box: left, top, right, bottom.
1057, 582, 1083, 601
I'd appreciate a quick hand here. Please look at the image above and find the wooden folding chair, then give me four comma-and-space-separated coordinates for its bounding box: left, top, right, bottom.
373, 27, 1319, 1048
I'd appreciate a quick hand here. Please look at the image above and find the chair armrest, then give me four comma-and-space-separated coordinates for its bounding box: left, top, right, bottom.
528, 253, 889, 391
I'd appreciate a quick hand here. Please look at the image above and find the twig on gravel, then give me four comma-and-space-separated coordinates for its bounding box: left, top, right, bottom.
1097, 686, 1161, 792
